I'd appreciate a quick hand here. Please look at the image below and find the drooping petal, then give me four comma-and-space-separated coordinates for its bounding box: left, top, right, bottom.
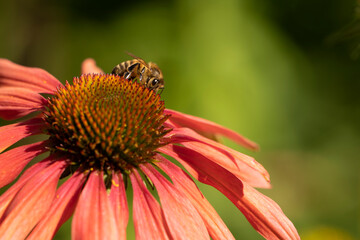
0, 159, 67, 240
141, 164, 210, 240
109, 173, 128, 240
0, 87, 47, 120
164, 109, 259, 150
27, 170, 86, 240
130, 170, 170, 240
81, 59, 104, 74
0, 158, 53, 218
165, 127, 270, 188
0, 117, 44, 153
165, 144, 300, 240
0, 58, 62, 94
0, 140, 48, 188
155, 155, 235, 240
72, 171, 119, 240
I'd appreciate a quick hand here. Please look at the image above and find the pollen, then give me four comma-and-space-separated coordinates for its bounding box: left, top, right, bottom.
43, 74, 170, 174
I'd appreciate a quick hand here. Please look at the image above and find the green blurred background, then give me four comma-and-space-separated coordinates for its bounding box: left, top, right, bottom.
1, 0, 359, 239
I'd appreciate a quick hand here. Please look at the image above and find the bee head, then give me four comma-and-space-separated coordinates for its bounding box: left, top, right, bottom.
147, 62, 164, 94
147, 77, 164, 94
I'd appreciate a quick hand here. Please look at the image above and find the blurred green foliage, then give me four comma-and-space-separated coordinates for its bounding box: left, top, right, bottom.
0, 0, 359, 239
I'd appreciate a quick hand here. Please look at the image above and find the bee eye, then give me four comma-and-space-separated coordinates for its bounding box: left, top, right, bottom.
151, 79, 159, 86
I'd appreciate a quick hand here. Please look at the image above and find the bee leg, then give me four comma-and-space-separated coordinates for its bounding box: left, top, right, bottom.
125, 62, 140, 81
125, 72, 132, 79
139, 67, 146, 83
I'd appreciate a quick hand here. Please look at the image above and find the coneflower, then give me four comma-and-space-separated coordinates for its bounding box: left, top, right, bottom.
0, 58, 300, 240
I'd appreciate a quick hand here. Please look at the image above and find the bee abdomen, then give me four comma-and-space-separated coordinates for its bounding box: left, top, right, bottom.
111, 61, 130, 76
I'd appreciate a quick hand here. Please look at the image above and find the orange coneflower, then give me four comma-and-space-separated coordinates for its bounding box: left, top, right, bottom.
0, 58, 300, 240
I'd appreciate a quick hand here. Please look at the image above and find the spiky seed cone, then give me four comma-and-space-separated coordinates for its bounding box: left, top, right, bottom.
43, 74, 171, 174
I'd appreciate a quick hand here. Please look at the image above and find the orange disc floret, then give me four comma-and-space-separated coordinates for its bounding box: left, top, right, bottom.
43, 74, 171, 174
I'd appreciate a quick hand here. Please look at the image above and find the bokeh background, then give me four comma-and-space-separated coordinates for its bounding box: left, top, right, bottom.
1, 0, 359, 239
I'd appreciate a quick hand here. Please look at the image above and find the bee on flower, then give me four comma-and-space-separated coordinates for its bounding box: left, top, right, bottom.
0, 58, 300, 240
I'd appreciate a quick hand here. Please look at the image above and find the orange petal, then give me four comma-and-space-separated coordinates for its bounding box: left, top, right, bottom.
0, 158, 53, 218
109, 173, 128, 240
0, 159, 67, 239
165, 127, 270, 188
27, 170, 86, 240
0, 140, 48, 188
0, 58, 62, 94
81, 59, 104, 74
166, 144, 300, 240
0, 87, 47, 120
0, 117, 44, 153
72, 171, 119, 240
141, 164, 210, 240
165, 109, 259, 150
130, 170, 170, 240
156, 155, 235, 240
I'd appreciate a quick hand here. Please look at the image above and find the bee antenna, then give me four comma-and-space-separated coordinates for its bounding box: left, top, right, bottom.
125, 51, 137, 58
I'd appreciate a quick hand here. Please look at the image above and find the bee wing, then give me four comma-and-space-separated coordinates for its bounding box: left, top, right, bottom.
125, 51, 149, 68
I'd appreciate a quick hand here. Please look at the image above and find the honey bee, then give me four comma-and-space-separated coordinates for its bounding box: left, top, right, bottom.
112, 53, 164, 94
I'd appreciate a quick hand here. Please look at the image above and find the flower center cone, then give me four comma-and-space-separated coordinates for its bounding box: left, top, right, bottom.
43, 74, 171, 175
